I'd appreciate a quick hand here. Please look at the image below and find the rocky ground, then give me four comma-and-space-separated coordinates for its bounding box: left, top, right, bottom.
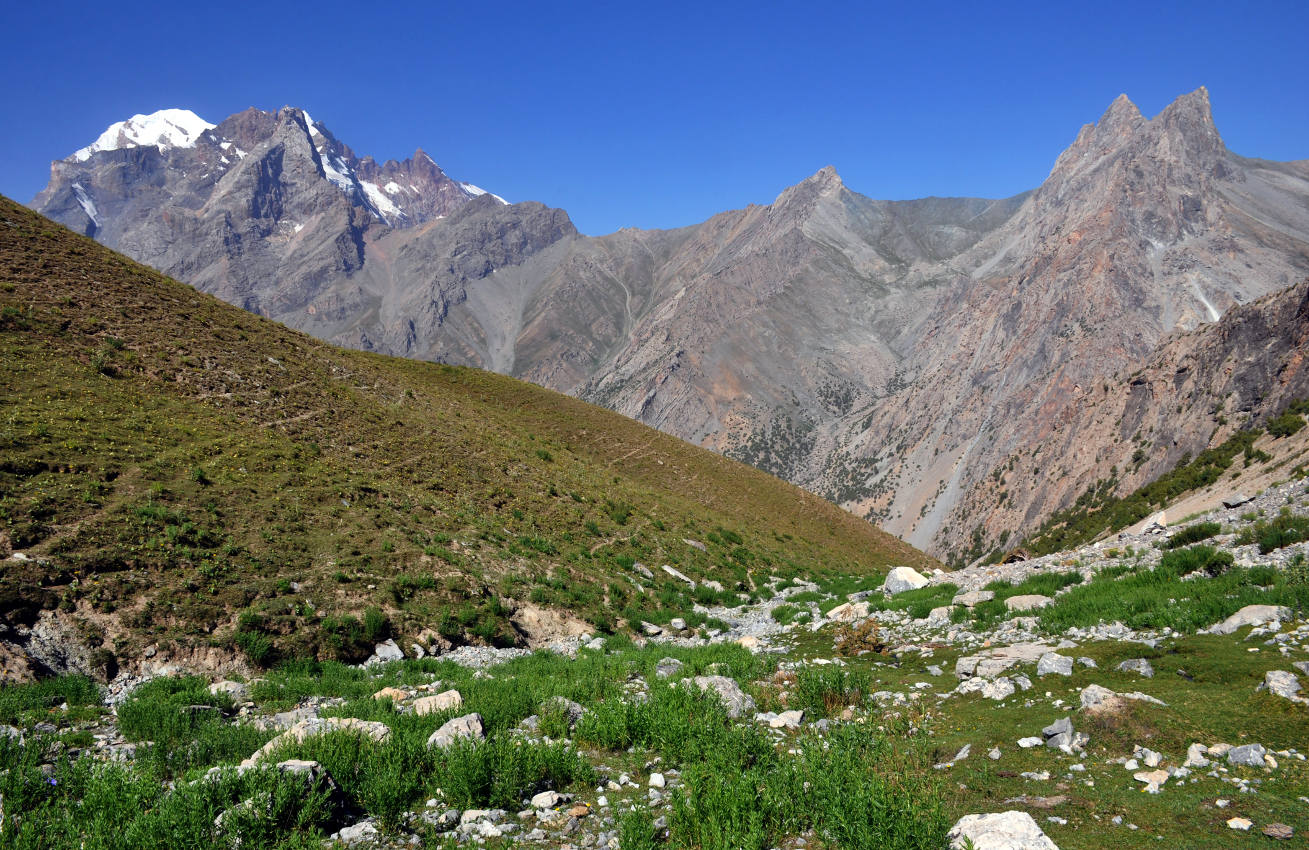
3, 477, 1309, 849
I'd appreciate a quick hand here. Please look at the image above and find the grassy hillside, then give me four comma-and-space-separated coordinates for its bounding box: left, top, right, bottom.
0, 196, 934, 668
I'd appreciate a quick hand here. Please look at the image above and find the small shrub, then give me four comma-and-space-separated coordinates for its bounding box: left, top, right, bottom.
236, 630, 275, 667
1163, 521, 1221, 549
1267, 412, 1306, 438
1235, 512, 1309, 553
770, 604, 800, 625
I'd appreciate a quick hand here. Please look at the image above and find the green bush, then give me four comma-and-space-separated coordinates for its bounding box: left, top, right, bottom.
0, 676, 101, 725
0, 739, 337, 849
1267, 412, 1306, 438
1163, 521, 1222, 549
1158, 544, 1233, 578
792, 664, 871, 718
236, 629, 275, 667
770, 604, 800, 624
116, 676, 271, 775
1235, 511, 1309, 553
1039, 556, 1309, 633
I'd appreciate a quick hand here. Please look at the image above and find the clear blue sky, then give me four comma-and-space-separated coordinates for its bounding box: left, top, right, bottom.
2, 0, 1305, 235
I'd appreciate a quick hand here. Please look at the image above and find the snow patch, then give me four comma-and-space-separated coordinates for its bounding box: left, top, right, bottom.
460, 182, 509, 205
383, 181, 403, 194
320, 153, 356, 193
70, 183, 100, 227
361, 180, 404, 222
1191, 279, 1221, 322
72, 109, 214, 161
301, 109, 322, 136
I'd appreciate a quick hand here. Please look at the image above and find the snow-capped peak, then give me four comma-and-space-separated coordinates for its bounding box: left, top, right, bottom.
72, 109, 215, 162
460, 182, 509, 205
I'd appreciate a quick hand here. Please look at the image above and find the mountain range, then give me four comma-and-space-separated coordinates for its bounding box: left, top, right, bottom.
32, 88, 1309, 560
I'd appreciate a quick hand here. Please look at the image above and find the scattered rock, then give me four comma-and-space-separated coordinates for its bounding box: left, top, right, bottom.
1036, 653, 1073, 677
1227, 743, 1267, 768
648, 772, 665, 788
1263, 823, 1294, 840
883, 567, 929, 595
1221, 493, 1253, 508
1227, 817, 1253, 831
414, 689, 463, 715
655, 657, 684, 679
427, 713, 485, 749
669, 617, 687, 631
1205, 605, 1292, 635
948, 810, 1059, 849
1005, 595, 1052, 612
688, 676, 756, 718
1116, 658, 1154, 678
372, 686, 406, 702
1260, 670, 1306, 704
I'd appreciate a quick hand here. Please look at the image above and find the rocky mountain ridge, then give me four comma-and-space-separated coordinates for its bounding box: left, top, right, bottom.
32, 90, 1309, 559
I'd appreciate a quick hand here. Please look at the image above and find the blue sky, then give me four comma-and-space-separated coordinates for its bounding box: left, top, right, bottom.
2, 0, 1305, 235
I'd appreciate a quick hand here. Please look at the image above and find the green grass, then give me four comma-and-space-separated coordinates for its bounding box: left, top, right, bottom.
0, 734, 334, 849
952, 571, 1082, 627
0, 195, 936, 662
0, 675, 101, 725
0, 640, 949, 850
863, 583, 959, 619
116, 675, 273, 775
1035, 546, 1309, 633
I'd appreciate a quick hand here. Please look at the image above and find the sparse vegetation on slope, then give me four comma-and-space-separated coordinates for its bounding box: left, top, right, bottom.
1017, 417, 1307, 558
0, 196, 933, 670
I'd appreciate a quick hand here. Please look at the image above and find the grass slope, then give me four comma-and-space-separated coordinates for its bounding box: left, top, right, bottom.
0, 196, 934, 667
